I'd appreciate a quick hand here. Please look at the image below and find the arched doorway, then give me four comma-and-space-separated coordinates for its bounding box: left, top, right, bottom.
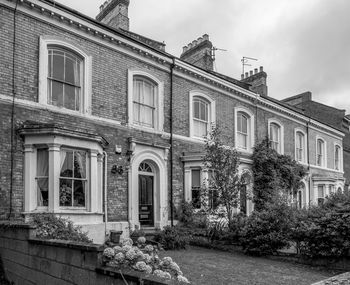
138, 162, 155, 227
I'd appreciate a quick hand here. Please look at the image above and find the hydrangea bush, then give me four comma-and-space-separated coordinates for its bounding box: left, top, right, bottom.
102, 237, 190, 283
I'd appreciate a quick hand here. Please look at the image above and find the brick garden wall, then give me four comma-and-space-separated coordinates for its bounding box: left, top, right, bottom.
0, 223, 170, 285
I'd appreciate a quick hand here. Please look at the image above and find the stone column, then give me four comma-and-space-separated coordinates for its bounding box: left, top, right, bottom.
48, 143, 61, 212
23, 144, 35, 212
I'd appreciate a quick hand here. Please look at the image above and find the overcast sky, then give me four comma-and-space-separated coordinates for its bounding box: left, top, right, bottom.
57, 0, 350, 114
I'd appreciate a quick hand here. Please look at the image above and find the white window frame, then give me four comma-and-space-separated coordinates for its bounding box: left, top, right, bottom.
39, 36, 92, 114
268, 119, 284, 154
315, 136, 327, 168
334, 143, 342, 171
234, 106, 255, 153
294, 128, 307, 163
23, 134, 103, 214
128, 69, 164, 132
189, 91, 216, 140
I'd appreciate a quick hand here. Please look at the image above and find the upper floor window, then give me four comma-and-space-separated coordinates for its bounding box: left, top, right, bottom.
133, 76, 157, 128
193, 97, 209, 137
316, 138, 325, 167
128, 70, 164, 131
189, 91, 215, 139
39, 37, 91, 114
234, 107, 254, 152
237, 112, 249, 149
48, 48, 83, 111
295, 130, 306, 163
269, 122, 281, 153
335, 145, 341, 170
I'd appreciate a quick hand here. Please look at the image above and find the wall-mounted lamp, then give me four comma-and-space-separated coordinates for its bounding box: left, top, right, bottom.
111, 165, 123, 175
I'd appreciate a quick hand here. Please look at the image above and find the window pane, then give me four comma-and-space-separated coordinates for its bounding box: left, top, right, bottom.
237, 114, 242, 132
37, 149, 48, 176
64, 84, 77, 111
192, 170, 200, 188
51, 81, 64, 107
133, 80, 141, 102
200, 101, 208, 121
60, 179, 72, 207
52, 52, 65, 81
143, 82, 154, 106
133, 103, 140, 123
238, 133, 247, 149
193, 100, 200, 119
193, 120, 207, 137
37, 178, 48, 207
74, 151, 86, 178
140, 105, 153, 127
73, 180, 85, 207
242, 117, 248, 134
60, 150, 73, 177
318, 185, 324, 198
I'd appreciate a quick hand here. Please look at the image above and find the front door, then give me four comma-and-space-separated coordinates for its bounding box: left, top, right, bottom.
138, 175, 154, 227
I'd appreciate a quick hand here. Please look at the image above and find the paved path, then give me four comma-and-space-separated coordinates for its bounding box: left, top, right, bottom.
160, 246, 340, 285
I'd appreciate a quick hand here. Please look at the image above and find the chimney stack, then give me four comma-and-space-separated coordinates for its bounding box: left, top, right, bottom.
241, 66, 268, 97
180, 34, 214, 71
96, 0, 130, 30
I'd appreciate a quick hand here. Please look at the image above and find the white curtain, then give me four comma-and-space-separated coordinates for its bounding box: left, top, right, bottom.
37, 149, 49, 206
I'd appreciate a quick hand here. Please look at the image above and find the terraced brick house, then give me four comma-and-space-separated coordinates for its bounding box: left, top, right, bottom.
0, 0, 345, 243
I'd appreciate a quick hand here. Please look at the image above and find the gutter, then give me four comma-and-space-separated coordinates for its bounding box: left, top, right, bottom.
170, 58, 175, 227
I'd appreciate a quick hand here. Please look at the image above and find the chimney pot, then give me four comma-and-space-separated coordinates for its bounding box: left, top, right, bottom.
260, 66, 263, 72
241, 74, 244, 80
192, 40, 198, 46
245, 72, 249, 78
254, 68, 258, 74
183, 46, 188, 53
249, 70, 253, 76
203, 34, 209, 41
188, 43, 193, 49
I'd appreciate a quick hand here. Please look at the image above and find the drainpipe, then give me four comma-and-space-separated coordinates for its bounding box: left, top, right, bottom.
170, 58, 175, 227
103, 151, 108, 236
8, 0, 19, 220
306, 119, 311, 206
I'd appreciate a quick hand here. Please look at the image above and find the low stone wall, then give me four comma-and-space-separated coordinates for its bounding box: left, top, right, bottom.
0, 222, 170, 285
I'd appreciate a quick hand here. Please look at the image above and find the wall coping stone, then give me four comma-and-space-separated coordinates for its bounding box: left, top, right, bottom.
0, 221, 36, 229
96, 266, 177, 285
29, 237, 104, 252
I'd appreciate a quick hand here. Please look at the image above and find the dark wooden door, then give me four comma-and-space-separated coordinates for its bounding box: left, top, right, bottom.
138, 175, 154, 227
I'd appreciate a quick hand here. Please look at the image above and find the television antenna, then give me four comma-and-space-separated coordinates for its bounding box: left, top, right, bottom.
241, 56, 257, 74
212, 47, 227, 61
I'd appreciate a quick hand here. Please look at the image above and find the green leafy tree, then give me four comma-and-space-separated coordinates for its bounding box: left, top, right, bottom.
252, 138, 307, 211
202, 126, 242, 224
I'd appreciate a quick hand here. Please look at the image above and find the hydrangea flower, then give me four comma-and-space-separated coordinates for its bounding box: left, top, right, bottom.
161, 256, 172, 267
113, 245, 123, 254
153, 269, 165, 278
135, 261, 147, 272
114, 252, 125, 263
103, 247, 115, 259
143, 253, 152, 264
169, 262, 181, 273
177, 275, 190, 283
125, 249, 137, 261
121, 245, 132, 253
144, 244, 154, 253
137, 236, 146, 245
144, 265, 152, 274
121, 237, 133, 246
163, 271, 172, 279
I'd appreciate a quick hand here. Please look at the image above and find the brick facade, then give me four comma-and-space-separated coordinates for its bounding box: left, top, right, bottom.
0, 0, 346, 243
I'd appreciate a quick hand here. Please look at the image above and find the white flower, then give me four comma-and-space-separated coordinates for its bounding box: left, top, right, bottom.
121, 237, 133, 246
125, 249, 137, 261
121, 245, 132, 253
177, 275, 190, 283
143, 253, 152, 264
144, 244, 154, 253
170, 261, 181, 273
153, 269, 165, 278
162, 256, 172, 267
145, 265, 152, 274
135, 261, 147, 272
103, 247, 115, 259
113, 245, 123, 254
114, 252, 125, 263
137, 236, 146, 244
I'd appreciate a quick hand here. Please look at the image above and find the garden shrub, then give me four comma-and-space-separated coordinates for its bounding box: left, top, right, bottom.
240, 201, 295, 255
206, 218, 227, 243
153, 226, 189, 250
291, 202, 350, 258
31, 213, 92, 243
102, 237, 190, 283
222, 213, 247, 244
178, 201, 195, 225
